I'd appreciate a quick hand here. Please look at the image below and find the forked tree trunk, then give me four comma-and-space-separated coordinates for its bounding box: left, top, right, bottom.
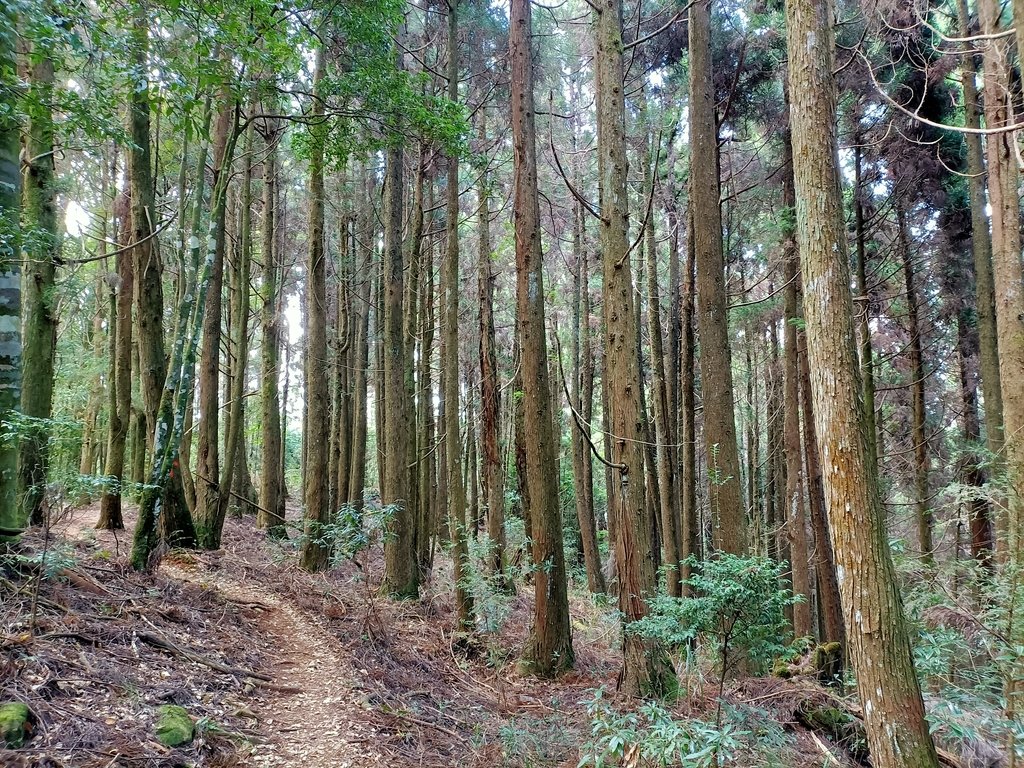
784, 0, 939, 762
130, 7, 194, 550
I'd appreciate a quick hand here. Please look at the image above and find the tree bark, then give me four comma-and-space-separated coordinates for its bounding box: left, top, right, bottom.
442, 0, 472, 628
194, 95, 236, 550
511, 0, 574, 674
478, 105, 508, 587
258, 129, 286, 536
98, 205, 132, 531
381, 69, 418, 599
642, 102, 680, 597
17, 34, 58, 527
595, 0, 674, 696
680, 210, 699, 588
0, 4, 22, 540
784, 0, 940, 762
689, 0, 745, 554
986, 0, 1024, 746
300, 48, 331, 572
781, 126, 813, 638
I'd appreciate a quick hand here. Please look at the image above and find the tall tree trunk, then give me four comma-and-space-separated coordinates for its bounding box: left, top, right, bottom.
956, 0, 1003, 468
478, 107, 508, 588
194, 96, 236, 550
680, 209, 699, 588
765, 323, 783, 565
595, 0, 674, 696
798, 338, 845, 648
218, 119, 254, 522
0, 4, 22, 540
18, 34, 58, 527
987, 0, 1024, 746
511, 0, 573, 674
131, 7, 194, 550
897, 205, 932, 563
300, 48, 331, 571
852, 141, 878, 473
781, 126, 812, 638
689, 0, 745, 554
381, 65, 418, 599
98, 204, 132, 531
956, 308, 993, 569
415, 187, 435, 572
442, 0, 472, 631
130, 108, 239, 568
349, 163, 374, 515
784, 0, 939, 762
642, 104, 680, 597
571, 201, 604, 594
258, 129, 286, 536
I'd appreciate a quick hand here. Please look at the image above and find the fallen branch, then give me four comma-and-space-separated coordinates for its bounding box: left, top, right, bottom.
387, 711, 465, 742
136, 628, 272, 680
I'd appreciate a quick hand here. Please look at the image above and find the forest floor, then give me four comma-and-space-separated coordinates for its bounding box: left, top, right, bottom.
0, 503, 878, 768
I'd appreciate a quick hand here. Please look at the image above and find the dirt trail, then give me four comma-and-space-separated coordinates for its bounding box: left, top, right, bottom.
60, 505, 388, 768
164, 561, 387, 768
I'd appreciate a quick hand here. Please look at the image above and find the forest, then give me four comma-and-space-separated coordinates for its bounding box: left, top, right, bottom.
1, 0, 1023, 764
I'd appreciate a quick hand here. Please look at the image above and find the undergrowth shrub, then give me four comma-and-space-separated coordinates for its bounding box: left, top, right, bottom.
578, 688, 794, 768
630, 554, 798, 677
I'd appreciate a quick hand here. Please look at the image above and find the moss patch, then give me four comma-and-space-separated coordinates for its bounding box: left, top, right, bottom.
0, 701, 33, 747
155, 704, 194, 747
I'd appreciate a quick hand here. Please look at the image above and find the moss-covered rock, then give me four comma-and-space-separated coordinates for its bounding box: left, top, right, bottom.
155, 704, 194, 747
0, 701, 33, 747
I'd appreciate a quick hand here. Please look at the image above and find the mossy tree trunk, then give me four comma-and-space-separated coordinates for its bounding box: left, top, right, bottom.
17, 29, 59, 528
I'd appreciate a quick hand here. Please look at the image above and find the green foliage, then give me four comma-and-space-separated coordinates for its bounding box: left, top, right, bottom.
303, 501, 397, 569
15, 540, 78, 580
578, 688, 744, 768
630, 555, 798, 676
462, 517, 528, 639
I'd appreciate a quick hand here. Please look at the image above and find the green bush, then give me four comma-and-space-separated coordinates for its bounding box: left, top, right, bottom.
630, 554, 798, 677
